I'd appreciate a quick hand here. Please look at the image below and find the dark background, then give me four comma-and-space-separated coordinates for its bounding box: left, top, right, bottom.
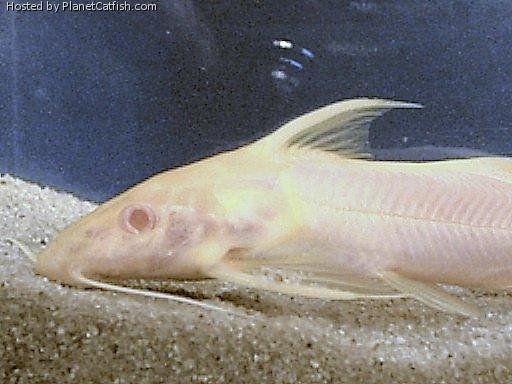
2, 1, 512, 202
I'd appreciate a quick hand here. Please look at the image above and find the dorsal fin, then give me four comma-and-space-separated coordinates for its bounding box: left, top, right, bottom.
255, 98, 422, 159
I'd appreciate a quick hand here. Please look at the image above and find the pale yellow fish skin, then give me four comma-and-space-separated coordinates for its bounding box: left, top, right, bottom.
32, 97, 512, 318
35, 147, 289, 285
36, 137, 512, 292
279, 151, 512, 289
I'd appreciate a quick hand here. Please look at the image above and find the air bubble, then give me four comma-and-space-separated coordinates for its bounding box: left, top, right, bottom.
270, 38, 315, 96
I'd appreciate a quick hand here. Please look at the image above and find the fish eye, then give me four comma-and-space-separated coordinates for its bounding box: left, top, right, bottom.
120, 204, 157, 234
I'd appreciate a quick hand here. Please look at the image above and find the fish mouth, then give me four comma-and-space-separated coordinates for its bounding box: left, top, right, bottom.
34, 243, 85, 286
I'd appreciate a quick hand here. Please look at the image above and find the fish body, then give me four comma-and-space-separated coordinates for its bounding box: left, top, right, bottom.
282, 154, 512, 288
31, 98, 512, 317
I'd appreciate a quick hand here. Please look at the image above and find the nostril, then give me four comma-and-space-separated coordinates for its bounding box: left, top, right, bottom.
120, 204, 157, 234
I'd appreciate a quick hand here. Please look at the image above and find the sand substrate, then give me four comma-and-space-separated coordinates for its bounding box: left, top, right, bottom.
1, 174, 511, 383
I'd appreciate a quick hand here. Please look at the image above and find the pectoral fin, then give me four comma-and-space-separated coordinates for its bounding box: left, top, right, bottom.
375, 270, 483, 318
213, 254, 481, 317
207, 263, 404, 300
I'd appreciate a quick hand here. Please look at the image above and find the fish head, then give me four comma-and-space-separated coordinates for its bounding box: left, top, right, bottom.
35, 169, 234, 286
35, 149, 297, 286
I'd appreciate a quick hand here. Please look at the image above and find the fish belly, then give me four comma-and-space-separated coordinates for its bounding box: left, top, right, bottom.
292, 157, 512, 288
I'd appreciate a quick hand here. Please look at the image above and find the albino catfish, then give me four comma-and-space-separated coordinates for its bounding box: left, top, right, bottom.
13, 98, 512, 318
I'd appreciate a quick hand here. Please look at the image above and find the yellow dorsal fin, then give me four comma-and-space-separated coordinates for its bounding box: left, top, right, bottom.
255, 98, 422, 158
